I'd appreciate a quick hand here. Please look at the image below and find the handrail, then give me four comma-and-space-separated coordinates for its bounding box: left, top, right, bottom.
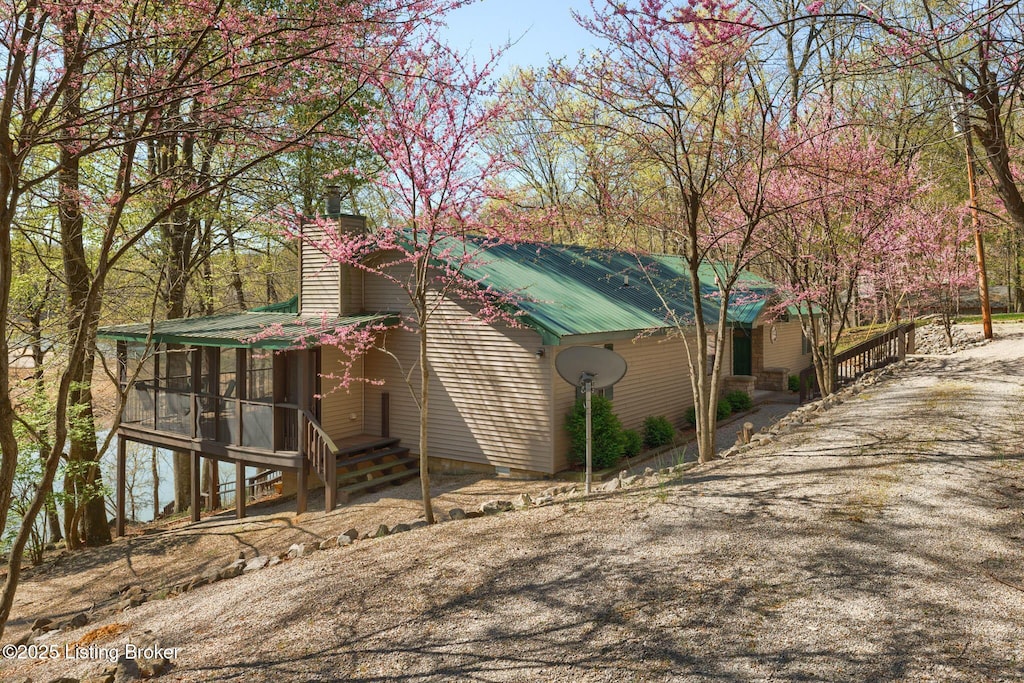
301, 409, 339, 511
799, 322, 915, 403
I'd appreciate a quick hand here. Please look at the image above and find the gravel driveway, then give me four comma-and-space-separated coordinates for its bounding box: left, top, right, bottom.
6, 324, 1023, 682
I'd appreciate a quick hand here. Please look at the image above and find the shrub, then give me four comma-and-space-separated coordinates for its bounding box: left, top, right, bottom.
788, 374, 800, 392
565, 394, 624, 470
684, 406, 696, 426
717, 399, 732, 420
622, 429, 643, 458
642, 415, 675, 449
725, 390, 752, 413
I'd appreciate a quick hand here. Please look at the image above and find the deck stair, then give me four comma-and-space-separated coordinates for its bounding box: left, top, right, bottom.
334, 437, 418, 504
304, 410, 419, 510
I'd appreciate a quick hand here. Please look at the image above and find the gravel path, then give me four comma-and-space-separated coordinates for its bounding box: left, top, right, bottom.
5, 324, 1023, 682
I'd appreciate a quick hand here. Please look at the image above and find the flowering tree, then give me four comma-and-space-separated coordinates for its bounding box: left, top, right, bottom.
0, 0, 457, 640
298, 37, 514, 524
880, 204, 978, 345
562, 0, 780, 463
849, 0, 1024, 304
760, 112, 921, 395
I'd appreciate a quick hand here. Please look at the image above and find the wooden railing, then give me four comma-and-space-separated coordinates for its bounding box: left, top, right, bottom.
799, 322, 916, 403
302, 409, 339, 511
205, 470, 283, 510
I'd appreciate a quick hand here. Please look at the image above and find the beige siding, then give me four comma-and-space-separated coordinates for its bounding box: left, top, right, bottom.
551, 335, 698, 471
362, 268, 554, 473
320, 346, 364, 441
299, 224, 340, 315
763, 320, 811, 372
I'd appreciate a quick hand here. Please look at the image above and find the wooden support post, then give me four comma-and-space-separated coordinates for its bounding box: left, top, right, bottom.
742, 422, 754, 445
207, 461, 215, 512
325, 449, 336, 513
296, 460, 308, 515
190, 451, 201, 523
236, 460, 246, 520
116, 436, 127, 537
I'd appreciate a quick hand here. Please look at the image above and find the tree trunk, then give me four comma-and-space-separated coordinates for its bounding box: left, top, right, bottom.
59, 9, 110, 548
418, 322, 434, 524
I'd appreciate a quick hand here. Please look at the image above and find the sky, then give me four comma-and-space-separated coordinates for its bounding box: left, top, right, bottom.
438, 0, 599, 75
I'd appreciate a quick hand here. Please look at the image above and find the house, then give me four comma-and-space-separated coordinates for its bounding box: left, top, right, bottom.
99, 212, 810, 532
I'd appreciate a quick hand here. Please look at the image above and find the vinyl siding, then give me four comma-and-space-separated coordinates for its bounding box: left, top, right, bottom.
551, 334, 698, 471
763, 320, 812, 372
299, 224, 340, 315
361, 267, 554, 473
320, 346, 364, 441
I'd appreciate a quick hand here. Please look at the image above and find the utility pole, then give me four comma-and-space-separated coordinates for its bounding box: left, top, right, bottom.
964, 124, 994, 340
955, 85, 993, 340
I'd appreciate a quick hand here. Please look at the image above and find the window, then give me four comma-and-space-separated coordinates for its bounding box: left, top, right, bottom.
247, 351, 274, 403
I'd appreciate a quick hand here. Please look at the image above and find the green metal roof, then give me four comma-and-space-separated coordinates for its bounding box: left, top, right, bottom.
452, 241, 721, 345
98, 311, 397, 350
252, 295, 298, 313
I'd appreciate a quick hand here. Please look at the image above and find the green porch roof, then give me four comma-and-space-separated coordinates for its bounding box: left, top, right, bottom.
98, 311, 397, 350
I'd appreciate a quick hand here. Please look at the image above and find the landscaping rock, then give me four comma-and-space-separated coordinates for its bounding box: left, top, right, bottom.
112, 656, 141, 683
512, 493, 533, 508
221, 559, 246, 579
186, 575, 209, 591
62, 612, 89, 630
390, 523, 411, 534
534, 495, 554, 506
448, 508, 467, 520
465, 510, 485, 519
602, 478, 621, 492
201, 567, 222, 583
82, 671, 116, 683
244, 556, 269, 572
373, 524, 390, 538
480, 500, 513, 514
318, 537, 337, 551
32, 617, 53, 631
286, 543, 306, 559
130, 632, 169, 677
621, 475, 639, 487
337, 534, 354, 547
343, 528, 359, 542
410, 521, 429, 530
268, 556, 282, 567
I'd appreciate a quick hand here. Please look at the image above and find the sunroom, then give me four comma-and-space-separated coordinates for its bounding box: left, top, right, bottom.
101, 307, 397, 534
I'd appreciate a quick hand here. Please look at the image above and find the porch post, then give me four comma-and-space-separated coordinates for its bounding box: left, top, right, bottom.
236, 459, 246, 519
296, 349, 311, 515
190, 450, 201, 523
207, 461, 215, 512
297, 460, 308, 515
115, 436, 126, 537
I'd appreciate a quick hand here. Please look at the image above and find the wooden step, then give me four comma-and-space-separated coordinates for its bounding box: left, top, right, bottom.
335, 437, 401, 457
337, 468, 419, 504
336, 456, 416, 483
336, 446, 410, 469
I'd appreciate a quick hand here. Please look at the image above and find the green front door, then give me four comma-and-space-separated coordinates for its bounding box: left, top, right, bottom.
733, 330, 752, 376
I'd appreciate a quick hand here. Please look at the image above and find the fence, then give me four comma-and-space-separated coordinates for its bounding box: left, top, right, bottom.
799, 322, 916, 403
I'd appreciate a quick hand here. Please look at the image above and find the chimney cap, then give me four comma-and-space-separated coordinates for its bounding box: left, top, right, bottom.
325, 185, 342, 217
